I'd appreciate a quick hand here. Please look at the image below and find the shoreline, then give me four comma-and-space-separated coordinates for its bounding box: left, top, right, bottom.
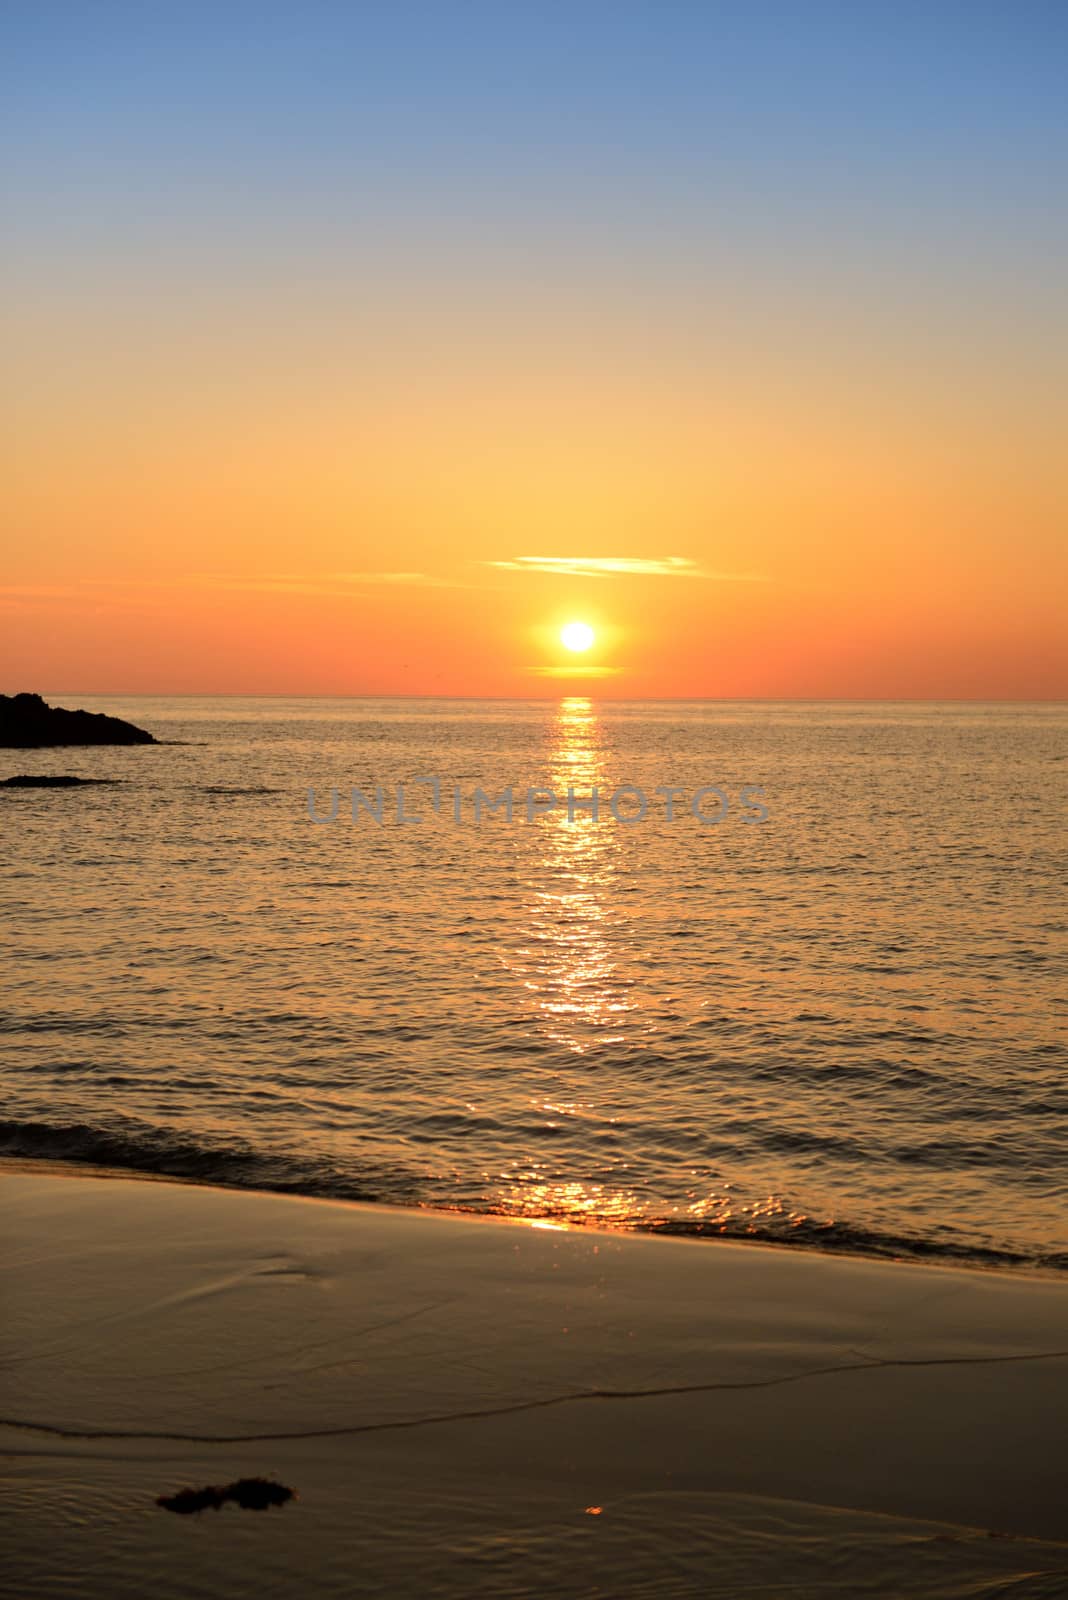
3, 1164, 1067, 1597
0, 1154, 1061, 1280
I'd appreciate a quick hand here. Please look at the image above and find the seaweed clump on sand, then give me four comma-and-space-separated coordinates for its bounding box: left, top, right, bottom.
157, 1477, 296, 1514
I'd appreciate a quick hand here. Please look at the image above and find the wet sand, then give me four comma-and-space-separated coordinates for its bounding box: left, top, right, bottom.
2, 1165, 1066, 1597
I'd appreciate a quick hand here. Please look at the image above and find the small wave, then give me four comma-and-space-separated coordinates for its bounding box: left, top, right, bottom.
198, 785, 282, 796
2, 1116, 1064, 1274
0, 1117, 370, 1200
641, 1214, 1068, 1272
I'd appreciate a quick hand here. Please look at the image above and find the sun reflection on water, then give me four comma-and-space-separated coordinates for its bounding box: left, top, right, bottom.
479, 699, 648, 1226
503, 697, 634, 1054
484, 700, 817, 1238
475, 1177, 816, 1237
493, 1177, 645, 1227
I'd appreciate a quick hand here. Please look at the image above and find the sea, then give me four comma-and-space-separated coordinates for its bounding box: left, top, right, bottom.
1, 697, 1065, 1271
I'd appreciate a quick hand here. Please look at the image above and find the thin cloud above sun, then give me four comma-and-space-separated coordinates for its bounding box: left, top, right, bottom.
485, 556, 762, 580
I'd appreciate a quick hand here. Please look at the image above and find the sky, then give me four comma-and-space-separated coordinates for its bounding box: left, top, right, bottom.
3, 2, 1066, 697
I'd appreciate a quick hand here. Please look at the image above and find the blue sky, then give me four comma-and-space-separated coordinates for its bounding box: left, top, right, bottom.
6, 4, 1066, 195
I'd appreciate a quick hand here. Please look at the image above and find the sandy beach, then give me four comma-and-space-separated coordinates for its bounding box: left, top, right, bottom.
2, 1163, 1066, 1597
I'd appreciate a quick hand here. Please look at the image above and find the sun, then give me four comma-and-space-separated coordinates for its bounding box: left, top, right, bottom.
560, 620, 595, 652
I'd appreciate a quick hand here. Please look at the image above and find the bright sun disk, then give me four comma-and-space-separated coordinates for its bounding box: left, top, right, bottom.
560, 621, 595, 652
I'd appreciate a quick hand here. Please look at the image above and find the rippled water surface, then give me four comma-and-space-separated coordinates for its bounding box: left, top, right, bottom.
2, 697, 1065, 1269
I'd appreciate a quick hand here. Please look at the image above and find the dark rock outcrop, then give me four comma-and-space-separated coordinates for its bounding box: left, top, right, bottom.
0, 774, 123, 787
0, 693, 156, 748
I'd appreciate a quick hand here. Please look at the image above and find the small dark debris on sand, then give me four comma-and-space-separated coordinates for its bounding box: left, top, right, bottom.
0, 775, 123, 788
157, 1477, 297, 1515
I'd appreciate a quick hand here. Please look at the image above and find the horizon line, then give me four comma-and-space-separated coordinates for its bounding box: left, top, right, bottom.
28, 691, 1068, 706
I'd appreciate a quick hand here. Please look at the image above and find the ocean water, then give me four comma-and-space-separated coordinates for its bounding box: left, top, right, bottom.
1, 697, 1065, 1270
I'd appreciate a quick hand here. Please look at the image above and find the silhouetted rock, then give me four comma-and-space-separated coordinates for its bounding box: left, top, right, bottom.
0, 693, 156, 748
0, 774, 123, 787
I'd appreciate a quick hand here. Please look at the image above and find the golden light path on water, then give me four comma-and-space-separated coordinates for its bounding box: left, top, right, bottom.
482, 699, 806, 1236
525, 696, 629, 1051
488, 698, 639, 1225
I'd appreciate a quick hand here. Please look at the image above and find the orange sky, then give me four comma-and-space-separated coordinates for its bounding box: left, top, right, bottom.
3, 8, 1066, 699
3, 325, 1063, 697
